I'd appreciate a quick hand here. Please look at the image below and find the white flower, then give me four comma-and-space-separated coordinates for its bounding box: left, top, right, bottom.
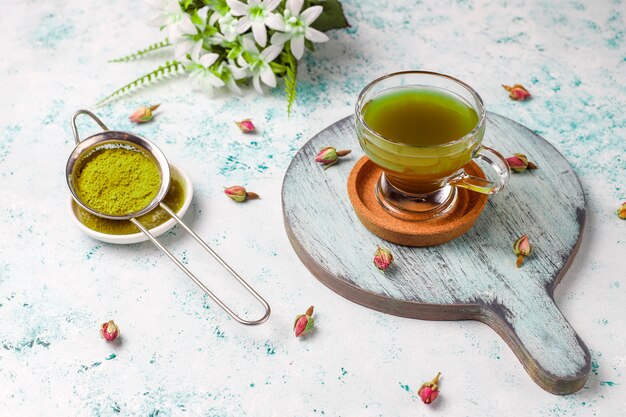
186, 43, 225, 96
227, 0, 281, 47
209, 11, 239, 42
268, 0, 329, 59
147, 0, 197, 41
175, 36, 225, 62
215, 61, 249, 95
238, 36, 282, 94
175, 8, 227, 62
175, 39, 201, 62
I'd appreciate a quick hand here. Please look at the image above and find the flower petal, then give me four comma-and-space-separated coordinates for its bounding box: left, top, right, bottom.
197, 6, 210, 25
199, 78, 216, 96
261, 44, 283, 62
167, 24, 183, 41
226, 0, 248, 16
179, 14, 198, 35
227, 78, 243, 96
300, 5, 323, 25
290, 35, 305, 59
191, 40, 204, 62
174, 40, 195, 60
229, 63, 248, 79
209, 11, 220, 26
199, 52, 219, 67
265, 13, 286, 31
263, 0, 281, 12
252, 21, 268, 47
236, 55, 248, 67
207, 73, 226, 87
237, 16, 252, 33
242, 34, 259, 53
305, 27, 329, 43
287, 0, 304, 16
271, 32, 291, 45
260, 67, 276, 88
252, 74, 263, 94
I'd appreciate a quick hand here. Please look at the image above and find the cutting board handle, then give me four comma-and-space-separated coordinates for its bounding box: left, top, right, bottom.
485, 289, 590, 394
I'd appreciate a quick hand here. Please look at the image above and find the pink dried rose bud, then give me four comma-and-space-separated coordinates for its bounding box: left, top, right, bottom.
418, 372, 441, 404
129, 104, 160, 123
617, 202, 626, 219
294, 306, 315, 337
234, 119, 255, 133
502, 84, 531, 100
315, 146, 351, 169
224, 185, 260, 202
513, 234, 532, 268
373, 246, 393, 271
506, 153, 538, 172
100, 320, 119, 341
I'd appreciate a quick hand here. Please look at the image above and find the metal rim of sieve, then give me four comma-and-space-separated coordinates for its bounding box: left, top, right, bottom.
66, 113, 171, 221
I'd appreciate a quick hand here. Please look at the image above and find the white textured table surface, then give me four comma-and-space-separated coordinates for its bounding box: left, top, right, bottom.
1, 0, 625, 416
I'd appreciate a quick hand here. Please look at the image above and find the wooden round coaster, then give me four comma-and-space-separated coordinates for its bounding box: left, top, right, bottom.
347, 157, 488, 246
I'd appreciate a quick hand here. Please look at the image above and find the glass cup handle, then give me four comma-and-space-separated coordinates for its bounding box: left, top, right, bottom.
449, 146, 511, 195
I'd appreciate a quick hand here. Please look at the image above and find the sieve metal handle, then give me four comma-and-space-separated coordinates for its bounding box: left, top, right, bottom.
71, 109, 109, 145
130, 203, 271, 326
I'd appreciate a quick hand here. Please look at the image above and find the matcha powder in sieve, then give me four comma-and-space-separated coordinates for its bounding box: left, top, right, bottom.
75, 147, 161, 216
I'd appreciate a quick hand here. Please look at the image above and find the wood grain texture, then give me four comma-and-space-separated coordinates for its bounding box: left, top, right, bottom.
282, 113, 589, 394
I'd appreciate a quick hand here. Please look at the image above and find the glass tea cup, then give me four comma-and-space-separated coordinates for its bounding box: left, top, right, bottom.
355, 71, 510, 220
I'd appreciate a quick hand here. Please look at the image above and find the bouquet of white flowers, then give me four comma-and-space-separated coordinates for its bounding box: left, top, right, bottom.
100, 0, 348, 112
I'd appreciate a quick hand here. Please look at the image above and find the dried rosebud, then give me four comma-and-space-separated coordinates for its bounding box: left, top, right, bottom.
294, 306, 315, 337
373, 246, 393, 271
513, 234, 532, 268
129, 104, 160, 123
224, 185, 260, 202
315, 146, 351, 169
506, 153, 538, 172
418, 372, 441, 404
234, 119, 255, 133
618, 202, 626, 219
100, 320, 119, 341
502, 84, 531, 101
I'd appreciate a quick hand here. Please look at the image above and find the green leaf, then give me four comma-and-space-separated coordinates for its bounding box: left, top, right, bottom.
96, 61, 184, 106
203, 0, 229, 14
283, 50, 298, 116
310, 0, 350, 32
269, 61, 287, 74
108, 39, 172, 63
190, 10, 203, 26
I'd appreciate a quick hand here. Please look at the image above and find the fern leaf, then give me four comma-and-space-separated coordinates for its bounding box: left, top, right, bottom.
108, 39, 172, 63
96, 60, 184, 106
284, 52, 298, 116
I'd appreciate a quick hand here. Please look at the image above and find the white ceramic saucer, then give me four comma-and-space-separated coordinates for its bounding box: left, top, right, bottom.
68, 163, 193, 244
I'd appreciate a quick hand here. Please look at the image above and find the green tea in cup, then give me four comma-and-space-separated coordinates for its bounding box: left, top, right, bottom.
362, 88, 479, 147
355, 71, 510, 218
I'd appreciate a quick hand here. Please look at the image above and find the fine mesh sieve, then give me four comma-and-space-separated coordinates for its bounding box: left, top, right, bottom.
66, 110, 270, 325
67, 122, 171, 220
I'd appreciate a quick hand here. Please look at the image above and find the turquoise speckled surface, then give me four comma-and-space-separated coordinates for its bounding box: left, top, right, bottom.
0, 0, 624, 415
